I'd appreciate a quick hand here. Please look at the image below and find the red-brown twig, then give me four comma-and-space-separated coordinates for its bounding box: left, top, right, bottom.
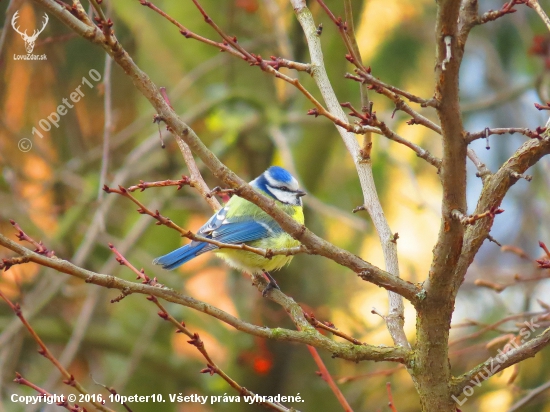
0, 289, 114, 412
126, 176, 191, 192
352, 79, 441, 133
352, 70, 437, 108
9, 220, 55, 257
0, 256, 31, 271
13, 373, 83, 412
319, 0, 441, 159
536, 240, 550, 268
103, 185, 308, 259
307, 345, 353, 412
539, 241, 550, 258
478, 0, 527, 24
304, 312, 363, 345
139, 0, 309, 72
315, 0, 366, 72
386, 382, 398, 412
475, 241, 550, 292
206, 186, 238, 198
109, 243, 159, 286
138, 0, 379, 136
149, 295, 292, 411
337, 99, 441, 168
89, 0, 113, 39
451, 206, 504, 225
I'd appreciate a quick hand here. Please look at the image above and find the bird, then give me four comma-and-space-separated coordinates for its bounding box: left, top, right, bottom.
153, 166, 306, 295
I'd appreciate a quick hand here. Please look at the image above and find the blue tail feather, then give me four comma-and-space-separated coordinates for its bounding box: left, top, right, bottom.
153, 242, 213, 270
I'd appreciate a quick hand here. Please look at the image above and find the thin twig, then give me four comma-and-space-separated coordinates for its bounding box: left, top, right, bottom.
466, 127, 546, 143
355, 70, 437, 108
140, 0, 378, 136
343, 0, 372, 157
13, 373, 83, 412
386, 382, 398, 412
475, 273, 550, 293
9, 220, 55, 257
451, 206, 504, 225
151, 296, 292, 411
126, 177, 191, 192
0, 289, 115, 412
304, 312, 363, 345
508, 380, 550, 412
307, 345, 353, 412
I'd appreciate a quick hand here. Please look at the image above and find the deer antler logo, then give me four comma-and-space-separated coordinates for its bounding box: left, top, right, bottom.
11, 11, 49, 54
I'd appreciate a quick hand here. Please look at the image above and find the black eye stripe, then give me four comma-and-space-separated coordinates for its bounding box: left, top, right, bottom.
269, 185, 291, 192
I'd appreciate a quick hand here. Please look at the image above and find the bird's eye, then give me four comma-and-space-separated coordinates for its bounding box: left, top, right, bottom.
280, 186, 290, 191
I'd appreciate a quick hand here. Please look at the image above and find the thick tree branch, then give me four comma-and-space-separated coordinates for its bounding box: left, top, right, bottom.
0, 234, 410, 364
453, 135, 550, 292
428, 1, 467, 295
413, 0, 466, 410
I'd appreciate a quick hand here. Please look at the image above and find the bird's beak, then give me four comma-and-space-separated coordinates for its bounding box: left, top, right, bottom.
296, 190, 307, 197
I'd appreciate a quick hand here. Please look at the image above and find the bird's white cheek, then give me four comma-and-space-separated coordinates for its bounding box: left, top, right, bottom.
269, 188, 298, 204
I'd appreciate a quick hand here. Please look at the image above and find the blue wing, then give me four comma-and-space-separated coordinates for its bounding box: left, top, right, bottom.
153, 207, 276, 270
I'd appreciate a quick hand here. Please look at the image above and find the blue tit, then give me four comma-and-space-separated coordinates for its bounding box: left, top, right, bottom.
153, 166, 305, 292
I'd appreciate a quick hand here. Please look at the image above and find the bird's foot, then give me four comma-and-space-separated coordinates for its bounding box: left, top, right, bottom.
261, 270, 280, 297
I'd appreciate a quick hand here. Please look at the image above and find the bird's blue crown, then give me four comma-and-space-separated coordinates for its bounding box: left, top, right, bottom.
253, 166, 293, 195
267, 166, 293, 184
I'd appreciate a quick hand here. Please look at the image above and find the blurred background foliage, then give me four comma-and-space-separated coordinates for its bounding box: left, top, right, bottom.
1, 0, 550, 411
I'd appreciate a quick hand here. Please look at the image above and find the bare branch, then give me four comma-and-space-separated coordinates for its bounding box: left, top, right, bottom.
0, 233, 411, 364
289, 0, 410, 348
305, 312, 363, 346
355, 70, 437, 108
13, 373, 83, 412
126, 176, 191, 192
307, 345, 353, 412
466, 127, 547, 143
0, 289, 115, 412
